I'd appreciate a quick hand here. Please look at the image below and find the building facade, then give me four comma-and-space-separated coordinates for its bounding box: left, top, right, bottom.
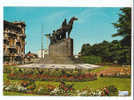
37, 49, 48, 58
3, 20, 26, 65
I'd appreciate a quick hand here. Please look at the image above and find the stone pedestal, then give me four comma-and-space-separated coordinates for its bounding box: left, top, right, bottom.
49, 38, 73, 57
43, 38, 75, 64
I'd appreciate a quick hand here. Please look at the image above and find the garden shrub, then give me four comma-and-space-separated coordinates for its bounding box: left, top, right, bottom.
35, 86, 49, 95
43, 69, 49, 76
65, 71, 72, 77
106, 85, 118, 96
5, 66, 97, 82
72, 71, 79, 78
57, 70, 63, 77
79, 56, 102, 64
50, 81, 74, 96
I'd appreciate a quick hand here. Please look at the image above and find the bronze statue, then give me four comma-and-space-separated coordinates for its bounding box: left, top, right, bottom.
48, 16, 78, 44
63, 16, 78, 38
62, 18, 67, 28
57, 17, 78, 39
46, 34, 54, 44
60, 19, 67, 39
52, 30, 57, 42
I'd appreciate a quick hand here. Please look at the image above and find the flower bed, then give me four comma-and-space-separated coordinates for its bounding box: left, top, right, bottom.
4, 66, 97, 82
50, 82, 118, 96
4, 80, 36, 94
98, 67, 131, 78
4, 80, 118, 96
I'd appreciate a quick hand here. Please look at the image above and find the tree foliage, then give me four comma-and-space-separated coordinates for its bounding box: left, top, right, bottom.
112, 8, 131, 47
80, 40, 130, 65
80, 8, 131, 65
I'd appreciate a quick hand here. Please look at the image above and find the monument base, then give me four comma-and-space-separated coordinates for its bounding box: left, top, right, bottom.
43, 56, 75, 64
49, 38, 73, 57
42, 38, 75, 64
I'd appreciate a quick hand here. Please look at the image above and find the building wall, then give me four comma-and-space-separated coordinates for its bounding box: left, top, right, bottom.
3, 20, 26, 65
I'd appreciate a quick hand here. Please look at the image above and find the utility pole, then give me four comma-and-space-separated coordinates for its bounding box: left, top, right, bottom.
41, 24, 44, 59
46, 36, 48, 50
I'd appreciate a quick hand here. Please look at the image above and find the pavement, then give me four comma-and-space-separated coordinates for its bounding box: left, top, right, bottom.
17, 63, 102, 69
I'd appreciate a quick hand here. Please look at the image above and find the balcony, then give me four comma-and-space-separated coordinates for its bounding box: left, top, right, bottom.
9, 45, 16, 48
8, 47, 17, 54
19, 34, 26, 38
4, 36, 8, 40
7, 32, 17, 38
16, 41, 21, 46
8, 45, 16, 51
4, 38, 9, 45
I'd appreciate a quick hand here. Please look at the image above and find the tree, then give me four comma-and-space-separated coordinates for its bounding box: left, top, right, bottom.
81, 43, 91, 56
112, 8, 131, 47
80, 40, 130, 64
112, 8, 131, 64
80, 8, 132, 65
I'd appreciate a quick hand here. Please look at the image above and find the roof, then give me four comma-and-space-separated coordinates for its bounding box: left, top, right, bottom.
25, 51, 38, 58
4, 20, 26, 27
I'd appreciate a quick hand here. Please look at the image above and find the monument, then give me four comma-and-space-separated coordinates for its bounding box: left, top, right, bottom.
43, 17, 78, 64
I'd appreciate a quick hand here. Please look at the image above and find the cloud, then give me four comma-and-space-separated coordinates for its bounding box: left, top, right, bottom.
77, 8, 111, 24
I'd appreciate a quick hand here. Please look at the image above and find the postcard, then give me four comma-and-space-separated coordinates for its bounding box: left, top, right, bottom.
0, 0, 133, 100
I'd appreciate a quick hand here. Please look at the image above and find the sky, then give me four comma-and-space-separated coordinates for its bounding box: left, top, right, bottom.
4, 7, 122, 55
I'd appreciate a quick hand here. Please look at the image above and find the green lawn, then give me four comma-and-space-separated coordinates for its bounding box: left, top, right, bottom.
36, 77, 131, 92
3, 91, 37, 96
72, 78, 131, 92
90, 65, 109, 73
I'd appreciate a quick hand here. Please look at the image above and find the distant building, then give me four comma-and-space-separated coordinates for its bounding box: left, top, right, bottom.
3, 20, 26, 65
37, 49, 48, 58
74, 55, 79, 59
24, 51, 39, 63
25, 51, 38, 59
74, 52, 81, 59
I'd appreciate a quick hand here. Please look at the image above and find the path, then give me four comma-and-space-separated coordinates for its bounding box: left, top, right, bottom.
17, 63, 102, 69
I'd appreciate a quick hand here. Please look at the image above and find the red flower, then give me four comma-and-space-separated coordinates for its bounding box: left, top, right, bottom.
104, 88, 109, 95
63, 75, 67, 78
9, 73, 15, 77
64, 88, 68, 92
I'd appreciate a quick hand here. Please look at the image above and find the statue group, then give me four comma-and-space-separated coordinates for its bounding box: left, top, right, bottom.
47, 16, 78, 44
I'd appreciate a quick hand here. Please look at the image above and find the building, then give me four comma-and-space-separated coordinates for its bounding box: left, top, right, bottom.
37, 49, 48, 58
24, 51, 39, 63
3, 20, 26, 65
